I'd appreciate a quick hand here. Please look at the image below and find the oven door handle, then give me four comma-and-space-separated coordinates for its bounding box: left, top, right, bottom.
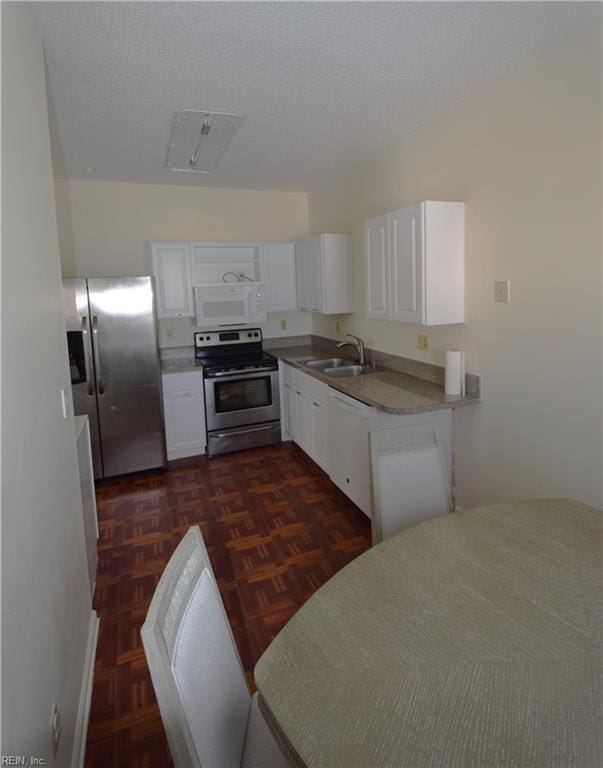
205, 366, 277, 378
210, 423, 278, 439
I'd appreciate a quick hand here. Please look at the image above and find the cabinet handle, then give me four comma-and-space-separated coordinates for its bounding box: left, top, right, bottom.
346, 477, 350, 484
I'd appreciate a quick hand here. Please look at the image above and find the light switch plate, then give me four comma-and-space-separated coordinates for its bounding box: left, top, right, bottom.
494, 280, 511, 303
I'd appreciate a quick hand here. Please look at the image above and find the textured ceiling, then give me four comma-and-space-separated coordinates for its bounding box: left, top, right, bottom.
35, 2, 598, 192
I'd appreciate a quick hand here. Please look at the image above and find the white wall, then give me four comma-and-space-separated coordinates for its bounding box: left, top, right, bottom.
55, 178, 312, 346
1, 5, 92, 763
308, 29, 602, 510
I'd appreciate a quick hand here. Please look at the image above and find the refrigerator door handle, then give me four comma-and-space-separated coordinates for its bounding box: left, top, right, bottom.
92, 315, 104, 395
81, 315, 95, 396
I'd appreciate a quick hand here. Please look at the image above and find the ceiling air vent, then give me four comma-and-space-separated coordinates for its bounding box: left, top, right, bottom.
165, 109, 244, 173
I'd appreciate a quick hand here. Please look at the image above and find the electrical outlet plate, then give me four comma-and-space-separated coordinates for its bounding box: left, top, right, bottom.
166, 327, 176, 338
49, 701, 61, 756
280, 319, 287, 331
417, 334, 429, 351
494, 280, 511, 303
335, 321, 341, 334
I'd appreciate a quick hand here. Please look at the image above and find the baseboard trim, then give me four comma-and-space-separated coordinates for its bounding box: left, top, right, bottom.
167, 444, 206, 461
72, 610, 100, 768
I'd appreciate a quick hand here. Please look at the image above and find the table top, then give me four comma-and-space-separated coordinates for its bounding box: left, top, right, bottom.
254, 499, 602, 768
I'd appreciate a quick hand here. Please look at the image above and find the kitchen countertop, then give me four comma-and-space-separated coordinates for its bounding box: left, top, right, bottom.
268, 345, 479, 415
160, 357, 202, 374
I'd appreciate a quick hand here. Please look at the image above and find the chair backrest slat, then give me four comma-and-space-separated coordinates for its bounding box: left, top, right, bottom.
142, 527, 251, 768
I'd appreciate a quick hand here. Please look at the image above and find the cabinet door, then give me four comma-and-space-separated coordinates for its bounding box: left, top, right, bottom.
293, 387, 310, 453
283, 382, 295, 438
310, 399, 329, 472
261, 244, 296, 312
163, 388, 206, 459
389, 205, 424, 325
295, 241, 312, 311
364, 215, 389, 320
76, 419, 98, 598
149, 243, 194, 318
309, 237, 324, 313
327, 391, 371, 516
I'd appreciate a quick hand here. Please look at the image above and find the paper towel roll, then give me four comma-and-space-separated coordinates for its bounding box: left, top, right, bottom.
445, 350, 465, 396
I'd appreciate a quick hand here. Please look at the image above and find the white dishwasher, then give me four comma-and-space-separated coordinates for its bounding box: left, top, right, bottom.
327, 390, 372, 517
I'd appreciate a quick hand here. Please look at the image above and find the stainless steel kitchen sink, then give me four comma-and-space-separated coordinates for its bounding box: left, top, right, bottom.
303, 357, 351, 370
323, 365, 376, 378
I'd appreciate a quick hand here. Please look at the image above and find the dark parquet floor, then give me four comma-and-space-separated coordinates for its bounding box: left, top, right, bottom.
85, 442, 372, 768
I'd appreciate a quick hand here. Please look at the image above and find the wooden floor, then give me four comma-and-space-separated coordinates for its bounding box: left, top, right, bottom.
85, 442, 372, 767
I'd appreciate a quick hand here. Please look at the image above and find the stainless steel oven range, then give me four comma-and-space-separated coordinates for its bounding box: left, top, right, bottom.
194, 328, 280, 456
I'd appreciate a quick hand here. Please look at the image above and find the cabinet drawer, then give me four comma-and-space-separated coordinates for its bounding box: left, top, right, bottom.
162, 370, 204, 393
294, 368, 329, 404
282, 362, 296, 386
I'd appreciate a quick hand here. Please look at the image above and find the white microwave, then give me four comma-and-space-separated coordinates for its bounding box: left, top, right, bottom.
194, 283, 267, 326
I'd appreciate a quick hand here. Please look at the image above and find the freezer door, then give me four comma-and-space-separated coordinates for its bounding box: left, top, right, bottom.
87, 277, 166, 477
63, 278, 103, 478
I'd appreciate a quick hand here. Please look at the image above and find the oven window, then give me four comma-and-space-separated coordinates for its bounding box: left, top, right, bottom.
214, 377, 272, 413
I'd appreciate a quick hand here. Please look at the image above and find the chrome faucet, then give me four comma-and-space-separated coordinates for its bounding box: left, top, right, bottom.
336, 334, 366, 365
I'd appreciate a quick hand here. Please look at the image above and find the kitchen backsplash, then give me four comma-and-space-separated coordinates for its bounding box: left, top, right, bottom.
158, 312, 312, 348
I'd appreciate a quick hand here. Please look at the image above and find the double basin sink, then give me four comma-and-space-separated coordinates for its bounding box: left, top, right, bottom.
301, 357, 378, 379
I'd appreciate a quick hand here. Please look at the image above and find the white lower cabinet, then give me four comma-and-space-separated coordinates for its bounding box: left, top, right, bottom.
309, 399, 329, 471
162, 371, 207, 460
282, 382, 295, 439
75, 416, 98, 598
293, 386, 311, 453
327, 390, 453, 526
327, 391, 372, 516
281, 363, 454, 535
282, 364, 330, 471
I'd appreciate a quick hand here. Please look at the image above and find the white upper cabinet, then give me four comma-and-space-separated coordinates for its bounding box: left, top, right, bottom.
148, 243, 194, 318
190, 243, 261, 285
364, 214, 389, 321
390, 204, 424, 325
363, 201, 465, 326
260, 243, 297, 312
295, 238, 313, 311
148, 241, 299, 318
295, 234, 353, 315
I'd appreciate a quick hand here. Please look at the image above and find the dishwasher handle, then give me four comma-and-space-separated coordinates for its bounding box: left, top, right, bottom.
328, 390, 371, 417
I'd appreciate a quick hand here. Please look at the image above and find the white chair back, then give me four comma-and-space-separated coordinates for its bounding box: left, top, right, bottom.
141, 526, 251, 768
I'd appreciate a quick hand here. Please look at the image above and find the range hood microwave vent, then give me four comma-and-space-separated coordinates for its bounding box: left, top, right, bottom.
165, 109, 244, 174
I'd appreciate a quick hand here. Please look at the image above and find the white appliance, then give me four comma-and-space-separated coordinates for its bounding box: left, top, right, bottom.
194, 283, 267, 326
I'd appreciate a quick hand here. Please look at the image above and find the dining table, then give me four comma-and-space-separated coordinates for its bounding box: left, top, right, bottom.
254, 498, 601, 768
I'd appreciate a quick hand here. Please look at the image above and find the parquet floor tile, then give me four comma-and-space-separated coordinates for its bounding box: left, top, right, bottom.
85, 442, 371, 767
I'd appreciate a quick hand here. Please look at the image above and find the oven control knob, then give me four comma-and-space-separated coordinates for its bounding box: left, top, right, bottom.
254, 332, 259, 337
206, 336, 210, 341
248, 332, 252, 338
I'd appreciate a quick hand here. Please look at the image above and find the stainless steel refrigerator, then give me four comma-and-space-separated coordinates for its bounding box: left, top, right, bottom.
63, 277, 167, 479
